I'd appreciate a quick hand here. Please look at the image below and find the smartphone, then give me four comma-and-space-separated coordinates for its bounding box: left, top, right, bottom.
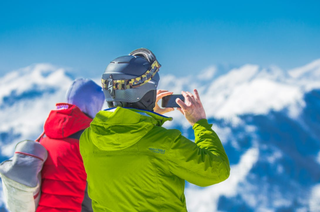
161, 94, 184, 108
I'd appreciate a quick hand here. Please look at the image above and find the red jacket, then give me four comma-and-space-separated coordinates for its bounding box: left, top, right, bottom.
36, 103, 92, 212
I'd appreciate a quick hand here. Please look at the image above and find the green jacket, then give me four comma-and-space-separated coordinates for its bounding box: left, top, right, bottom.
80, 107, 230, 212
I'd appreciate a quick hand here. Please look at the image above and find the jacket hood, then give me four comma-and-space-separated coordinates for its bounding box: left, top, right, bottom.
89, 107, 172, 151
44, 103, 92, 139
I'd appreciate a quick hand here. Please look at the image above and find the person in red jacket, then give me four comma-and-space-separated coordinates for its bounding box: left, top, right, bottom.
36, 78, 105, 212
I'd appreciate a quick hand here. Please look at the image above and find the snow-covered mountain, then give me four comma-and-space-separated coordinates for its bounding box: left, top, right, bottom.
0, 64, 72, 158
1, 60, 320, 211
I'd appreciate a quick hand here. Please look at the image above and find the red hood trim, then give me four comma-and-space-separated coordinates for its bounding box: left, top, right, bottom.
44, 103, 92, 139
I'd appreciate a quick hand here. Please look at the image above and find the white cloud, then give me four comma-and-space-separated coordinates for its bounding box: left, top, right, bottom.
197, 66, 217, 80
157, 59, 320, 127
309, 184, 320, 212
266, 150, 282, 164
0, 64, 72, 157
0, 91, 67, 156
316, 152, 320, 165
1, 59, 320, 211
0, 64, 71, 105
211, 79, 303, 118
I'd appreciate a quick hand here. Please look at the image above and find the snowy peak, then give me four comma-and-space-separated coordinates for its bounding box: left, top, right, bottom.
0, 60, 320, 212
1, 59, 320, 151
160, 59, 320, 123
209, 64, 259, 90
0, 63, 72, 107
288, 59, 320, 79
0, 64, 73, 157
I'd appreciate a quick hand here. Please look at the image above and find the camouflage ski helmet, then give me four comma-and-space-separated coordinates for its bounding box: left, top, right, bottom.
101, 48, 160, 111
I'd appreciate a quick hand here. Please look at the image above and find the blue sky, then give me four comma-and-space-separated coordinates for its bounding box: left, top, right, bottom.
0, 0, 319, 78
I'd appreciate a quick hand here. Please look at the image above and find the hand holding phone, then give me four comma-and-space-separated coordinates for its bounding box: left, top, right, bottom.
161, 94, 185, 108
176, 89, 206, 126
153, 90, 175, 115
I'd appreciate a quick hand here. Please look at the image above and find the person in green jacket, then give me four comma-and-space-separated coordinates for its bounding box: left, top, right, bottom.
79, 48, 230, 212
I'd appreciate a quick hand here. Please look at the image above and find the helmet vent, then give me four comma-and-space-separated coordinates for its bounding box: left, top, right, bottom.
129, 48, 157, 64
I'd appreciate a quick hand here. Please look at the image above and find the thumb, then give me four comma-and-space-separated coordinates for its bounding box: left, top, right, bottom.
166, 108, 174, 113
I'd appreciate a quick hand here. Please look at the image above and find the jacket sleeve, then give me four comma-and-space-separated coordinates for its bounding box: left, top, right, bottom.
167, 119, 230, 187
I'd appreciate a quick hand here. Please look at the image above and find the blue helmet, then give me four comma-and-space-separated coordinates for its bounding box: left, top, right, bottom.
101, 48, 160, 111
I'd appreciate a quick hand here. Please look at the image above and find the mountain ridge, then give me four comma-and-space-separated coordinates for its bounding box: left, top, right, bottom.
1, 59, 320, 211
